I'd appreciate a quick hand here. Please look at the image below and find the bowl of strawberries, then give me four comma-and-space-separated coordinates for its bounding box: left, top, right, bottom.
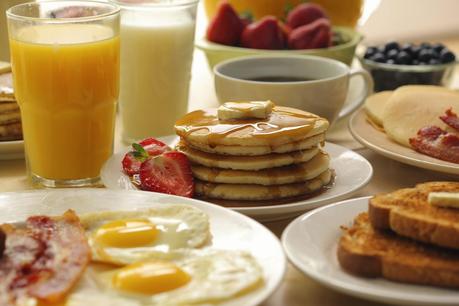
196, 1, 362, 68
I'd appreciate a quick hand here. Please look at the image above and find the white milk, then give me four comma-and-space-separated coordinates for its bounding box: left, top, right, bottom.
119, 9, 196, 142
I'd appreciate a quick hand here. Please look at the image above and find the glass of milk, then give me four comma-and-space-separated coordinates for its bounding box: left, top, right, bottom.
112, 0, 199, 143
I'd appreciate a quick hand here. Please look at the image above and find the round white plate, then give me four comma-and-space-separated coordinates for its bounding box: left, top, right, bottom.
101, 136, 373, 221
0, 139, 24, 160
0, 188, 285, 306
349, 108, 459, 175
282, 196, 459, 306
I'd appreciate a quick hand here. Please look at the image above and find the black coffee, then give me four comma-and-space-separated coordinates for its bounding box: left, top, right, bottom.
248, 76, 315, 82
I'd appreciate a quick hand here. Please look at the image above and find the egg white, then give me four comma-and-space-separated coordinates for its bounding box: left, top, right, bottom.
80, 205, 211, 265
65, 249, 263, 306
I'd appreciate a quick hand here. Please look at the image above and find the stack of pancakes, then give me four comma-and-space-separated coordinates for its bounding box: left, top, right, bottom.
0, 70, 22, 141
175, 101, 333, 203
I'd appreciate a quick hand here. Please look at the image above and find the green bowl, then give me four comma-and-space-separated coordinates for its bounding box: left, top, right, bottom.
196, 26, 362, 69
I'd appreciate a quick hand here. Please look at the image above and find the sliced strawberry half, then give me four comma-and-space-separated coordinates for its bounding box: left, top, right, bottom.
139, 151, 194, 198
122, 138, 170, 176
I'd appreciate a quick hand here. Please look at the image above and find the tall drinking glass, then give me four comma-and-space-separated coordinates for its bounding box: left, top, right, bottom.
7, 1, 120, 188
112, 0, 198, 143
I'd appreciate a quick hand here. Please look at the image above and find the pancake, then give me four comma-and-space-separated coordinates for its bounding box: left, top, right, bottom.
0, 102, 19, 113
184, 133, 325, 156
383, 86, 459, 147
0, 122, 22, 141
175, 106, 329, 147
364, 91, 392, 127
0, 110, 21, 125
177, 140, 320, 170
191, 151, 329, 185
195, 169, 332, 201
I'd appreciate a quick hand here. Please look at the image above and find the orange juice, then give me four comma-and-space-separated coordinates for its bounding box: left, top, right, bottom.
10, 24, 119, 180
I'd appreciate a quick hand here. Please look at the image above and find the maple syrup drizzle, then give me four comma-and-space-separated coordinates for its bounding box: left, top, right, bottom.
175, 107, 319, 146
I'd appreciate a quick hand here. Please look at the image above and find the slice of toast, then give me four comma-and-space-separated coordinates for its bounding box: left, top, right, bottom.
369, 182, 459, 250
337, 213, 459, 288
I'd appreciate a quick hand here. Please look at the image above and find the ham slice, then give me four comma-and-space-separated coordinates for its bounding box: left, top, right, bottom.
409, 109, 459, 164
0, 210, 90, 305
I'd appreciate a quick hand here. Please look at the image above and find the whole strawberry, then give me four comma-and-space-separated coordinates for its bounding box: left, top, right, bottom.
288, 18, 332, 50
287, 3, 328, 29
206, 1, 246, 46
241, 16, 286, 50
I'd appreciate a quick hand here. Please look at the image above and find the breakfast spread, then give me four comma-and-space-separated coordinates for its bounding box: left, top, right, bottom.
361, 42, 457, 92
0, 205, 263, 305
175, 101, 333, 203
363, 85, 459, 163
0, 68, 22, 141
338, 182, 459, 288
207, 2, 343, 50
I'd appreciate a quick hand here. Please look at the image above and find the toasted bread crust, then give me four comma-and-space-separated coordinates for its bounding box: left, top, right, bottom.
369, 182, 459, 250
338, 213, 459, 289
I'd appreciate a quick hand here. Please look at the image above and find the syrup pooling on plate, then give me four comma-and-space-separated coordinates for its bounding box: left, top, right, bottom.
175, 106, 320, 146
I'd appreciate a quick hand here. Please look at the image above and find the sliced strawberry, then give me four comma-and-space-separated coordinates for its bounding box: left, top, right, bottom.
206, 1, 246, 46
122, 138, 170, 176
139, 151, 194, 198
241, 16, 286, 50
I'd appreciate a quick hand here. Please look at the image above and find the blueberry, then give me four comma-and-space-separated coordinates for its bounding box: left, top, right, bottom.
420, 42, 431, 49
429, 58, 440, 65
396, 51, 412, 65
419, 49, 435, 62
387, 49, 399, 60
364, 46, 378, 59
401, 43, 414, 54
410, 45, 421, 59
432, 43, 446, 53
412, 59, 420, 65
370, 53, 386, 63
386, 59, 396, 65
440, 49, 456, 63
384, 41, 400, 53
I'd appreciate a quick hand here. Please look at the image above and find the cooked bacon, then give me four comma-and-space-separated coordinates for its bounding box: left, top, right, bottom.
0, 210, 90, 305
409, 126, 459, 164
440, 108, 459, 131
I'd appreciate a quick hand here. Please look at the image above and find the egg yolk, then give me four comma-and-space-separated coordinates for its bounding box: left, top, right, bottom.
95, 219, 158, 248
112, 260, 191, 295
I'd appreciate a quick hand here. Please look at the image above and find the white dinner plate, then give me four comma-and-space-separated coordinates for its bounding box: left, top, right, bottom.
282, 196, 459, 306
0, 139, 24, 160
349, 108, 459, 175
0, 188, 286, 306
101, 136, 373, 221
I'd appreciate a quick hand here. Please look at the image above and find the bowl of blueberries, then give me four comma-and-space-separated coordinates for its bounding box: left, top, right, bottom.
360, 41, 457, 92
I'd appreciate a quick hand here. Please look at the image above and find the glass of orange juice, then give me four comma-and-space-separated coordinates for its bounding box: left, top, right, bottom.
7, 1, 120, 188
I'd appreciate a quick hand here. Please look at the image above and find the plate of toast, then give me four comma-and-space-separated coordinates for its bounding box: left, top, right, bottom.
282, 182, 459, 306
349, 86, 459, 175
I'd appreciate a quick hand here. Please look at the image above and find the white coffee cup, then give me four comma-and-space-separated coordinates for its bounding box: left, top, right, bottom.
214, 55, 373, 125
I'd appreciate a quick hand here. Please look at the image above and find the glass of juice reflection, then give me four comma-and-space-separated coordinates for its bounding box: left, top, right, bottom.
7, 1, 120, 188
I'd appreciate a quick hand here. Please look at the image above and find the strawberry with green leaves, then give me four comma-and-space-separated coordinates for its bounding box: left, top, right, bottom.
122, 138, 170, 176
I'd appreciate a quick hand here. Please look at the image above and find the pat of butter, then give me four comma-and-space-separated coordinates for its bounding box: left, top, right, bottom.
218, 101, 274, 120
428, 192, 459, 209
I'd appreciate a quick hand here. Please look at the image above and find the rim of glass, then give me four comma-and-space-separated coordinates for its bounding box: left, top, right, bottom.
110, 0, 199, 8
7, 1, 120, 23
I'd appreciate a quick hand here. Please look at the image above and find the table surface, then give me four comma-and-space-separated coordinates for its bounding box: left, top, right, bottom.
1, 39, 459, 306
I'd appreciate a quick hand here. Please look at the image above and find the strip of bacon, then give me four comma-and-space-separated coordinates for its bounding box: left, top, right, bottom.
409, 126, 459, 164
440, 108, 459, 131
0, 210, 90, 305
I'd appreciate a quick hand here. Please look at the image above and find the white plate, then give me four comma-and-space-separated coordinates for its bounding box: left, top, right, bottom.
101, 136, 373, 221
282, 197, 459, 306
349, 108, 459, 175
0, 139, 24, 160
0, 188, 285, 306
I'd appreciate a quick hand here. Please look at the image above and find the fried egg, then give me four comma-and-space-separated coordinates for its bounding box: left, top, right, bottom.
66, 250, 263, 306
80, 205, 211, 265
